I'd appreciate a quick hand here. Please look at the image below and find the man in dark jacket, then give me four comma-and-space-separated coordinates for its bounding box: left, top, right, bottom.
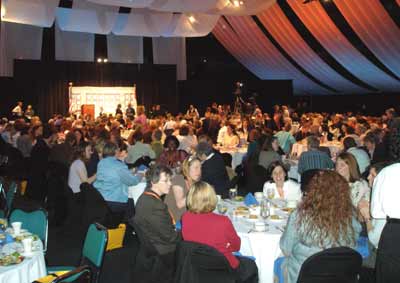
196, 142, 231, 198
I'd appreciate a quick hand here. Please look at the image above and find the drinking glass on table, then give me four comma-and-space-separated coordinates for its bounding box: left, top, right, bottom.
260, 199, 270, 220
267, 188, 275, 200
229, 188, 238, 201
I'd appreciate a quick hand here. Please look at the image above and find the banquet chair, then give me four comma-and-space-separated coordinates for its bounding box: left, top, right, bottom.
33, 265, 92, 283
174, 241, 239, 283
47, 223, 108, 283
297, 247, 362, 283
130, 220, 175, 283
9, 208, 48, 251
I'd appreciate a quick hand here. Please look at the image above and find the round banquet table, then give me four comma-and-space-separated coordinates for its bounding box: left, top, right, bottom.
219, 146, 248, 170
0, 240, 46, 283
219, 199, 288, 283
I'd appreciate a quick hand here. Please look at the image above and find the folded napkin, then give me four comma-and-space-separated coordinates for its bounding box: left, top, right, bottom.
356, 236, 369, 259
244, 193, 259, 206
175, 221, 182, 231
232, 251, 256, 261
137, 164, 148, 172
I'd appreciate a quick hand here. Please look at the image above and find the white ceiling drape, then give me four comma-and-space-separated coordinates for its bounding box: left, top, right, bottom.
1, 0, 59, 27
153, 37, 187, 80
107, 35, 144, 64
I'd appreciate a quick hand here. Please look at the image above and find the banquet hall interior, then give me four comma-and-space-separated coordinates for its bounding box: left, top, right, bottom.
0, 0, 400, 283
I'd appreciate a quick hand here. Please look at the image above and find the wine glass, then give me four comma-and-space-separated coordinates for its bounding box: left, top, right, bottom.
267, 188, 275, 200
260, 199, 270, 221
229, 188, 238, 201
217, 204, 228, 215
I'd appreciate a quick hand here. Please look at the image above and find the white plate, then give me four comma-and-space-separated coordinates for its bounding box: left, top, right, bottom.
269, 216, 285, 222
243, 215, 260, 222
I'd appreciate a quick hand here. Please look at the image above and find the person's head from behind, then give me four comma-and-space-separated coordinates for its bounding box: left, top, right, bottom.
102, 142, 118, 158
186, 181, 218, 214
179, 125, 189, 137
115, 138, 128, 161
306, 135, 320, 150
299, 170, 355, 247
152, 129, 162, 142
363, 132, 378, 151
262, 134, 275, 151
182, 156, 202, 183
146, 164, 173, 196
196, 142, 213, 161
343, 137, 357, 151
367, 162, 393, 188
197, 135, 213, 147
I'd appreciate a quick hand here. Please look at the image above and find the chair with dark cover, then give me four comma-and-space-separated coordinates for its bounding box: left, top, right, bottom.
47, 223, 108, 283
130, 220, 175, 283
80, 183, 120, 230
297, 247, 362, 283
174, 241, 239, 283
9, 208, 48, 251
33, 265, 92, 283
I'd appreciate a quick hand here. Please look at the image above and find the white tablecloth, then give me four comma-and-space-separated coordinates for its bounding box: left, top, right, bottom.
219, 147, 248, 169
128, 182, 147, 204
220, 199, 288, 283
0, 241, 46, 283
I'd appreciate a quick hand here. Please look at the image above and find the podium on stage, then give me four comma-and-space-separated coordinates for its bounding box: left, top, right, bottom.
81, 104, 95, 119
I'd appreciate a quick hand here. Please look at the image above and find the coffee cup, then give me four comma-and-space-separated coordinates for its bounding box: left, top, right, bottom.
216, 195, 222, 202
254, 222, 266, 232
22, 237, 33, 253
12, 222, 22, 236
254, 192, 263, 201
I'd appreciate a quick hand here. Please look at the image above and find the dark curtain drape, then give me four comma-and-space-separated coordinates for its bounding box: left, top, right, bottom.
12, 60, 177, 120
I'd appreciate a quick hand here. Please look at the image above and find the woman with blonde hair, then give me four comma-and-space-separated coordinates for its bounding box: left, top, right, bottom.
280, 170, 361, 283
164, 156, 201, 221
182, 181, 258, 282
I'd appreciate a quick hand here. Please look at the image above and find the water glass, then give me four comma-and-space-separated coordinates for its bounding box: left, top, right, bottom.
260, 200, 270, 220
229, 188, 237, 200
267, 188, 275, 200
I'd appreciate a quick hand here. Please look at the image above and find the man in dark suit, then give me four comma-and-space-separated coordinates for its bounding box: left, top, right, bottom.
134, 164, 179, 257
196, 142, 231, 198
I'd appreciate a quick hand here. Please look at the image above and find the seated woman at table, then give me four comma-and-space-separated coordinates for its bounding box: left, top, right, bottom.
164, 156, 202, 221
182, 181, 258, 282
335, 152, 370, 208
158, 135, 188, 169
263, 161, 301, 202
280, 170, 361, 283
258, 134, 281, 171
93, 141, 141, 217
221, 124, 239, 148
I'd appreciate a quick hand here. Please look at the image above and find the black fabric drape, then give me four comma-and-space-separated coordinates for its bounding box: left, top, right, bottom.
12, 60, 177, 120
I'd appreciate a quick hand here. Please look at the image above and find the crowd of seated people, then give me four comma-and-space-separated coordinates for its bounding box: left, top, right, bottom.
1, 102, 400, 282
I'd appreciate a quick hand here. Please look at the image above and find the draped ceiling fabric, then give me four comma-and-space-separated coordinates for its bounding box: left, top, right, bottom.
212, 0, 400, 95
112, 9, 220, 37
152, 37, 187, 80
334, 0, 400, 79
1, 0, 58, 27
0, 22, 43, 76
55, 23, 94, 62
107, 35, 144, 64
87, 0, 276, 15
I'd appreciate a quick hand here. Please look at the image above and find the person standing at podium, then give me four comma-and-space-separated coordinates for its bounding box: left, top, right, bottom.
126, 103, 136, 120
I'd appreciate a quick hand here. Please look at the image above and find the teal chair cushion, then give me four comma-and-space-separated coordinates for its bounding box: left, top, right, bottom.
82, 224, 108, 268
47, 266, 76, 273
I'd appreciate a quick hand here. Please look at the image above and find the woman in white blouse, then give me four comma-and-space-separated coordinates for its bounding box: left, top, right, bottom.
335, 152, 370, 208
222, 124, 239, 148
263, 161, 301, 202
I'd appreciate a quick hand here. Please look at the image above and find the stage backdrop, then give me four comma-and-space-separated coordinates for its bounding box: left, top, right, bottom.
69, 86, 136, 117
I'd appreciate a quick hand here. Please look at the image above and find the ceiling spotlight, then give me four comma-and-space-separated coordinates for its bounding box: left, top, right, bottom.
97, 58, 102, 63
233, 0, 240, 7
1, 7, 6, 18
188, 16, 196, 23
103, 58, 108, 63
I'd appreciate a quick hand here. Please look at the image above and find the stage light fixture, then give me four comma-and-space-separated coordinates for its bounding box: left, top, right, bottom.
188, 16, 196, 23
1, 7, 6, 18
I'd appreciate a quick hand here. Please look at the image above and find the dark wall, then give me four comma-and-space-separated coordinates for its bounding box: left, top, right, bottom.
9, 60, 177, 120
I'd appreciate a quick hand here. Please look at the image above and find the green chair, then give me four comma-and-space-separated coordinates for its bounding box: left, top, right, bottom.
47, 223, 108, 283
9, 208, 48, 251
33, 265, 92, 283
6, 181, 17, 213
